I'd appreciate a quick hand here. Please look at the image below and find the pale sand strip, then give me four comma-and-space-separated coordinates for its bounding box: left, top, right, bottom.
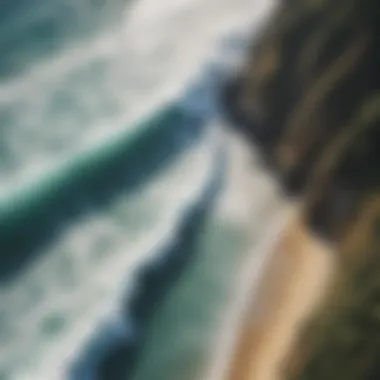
202, 208, 290, 380
225, 214, 337, 380
202, 129, 336, 380
201, 129, 292, 380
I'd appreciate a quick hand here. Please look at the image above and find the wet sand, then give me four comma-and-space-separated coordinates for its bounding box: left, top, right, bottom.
225, 213, 336, 380
201, 134, 337, 380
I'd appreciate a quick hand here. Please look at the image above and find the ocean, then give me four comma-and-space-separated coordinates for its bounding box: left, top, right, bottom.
0, 0, 282, 379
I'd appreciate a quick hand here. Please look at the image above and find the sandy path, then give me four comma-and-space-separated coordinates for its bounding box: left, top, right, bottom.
225, 213, 336, 380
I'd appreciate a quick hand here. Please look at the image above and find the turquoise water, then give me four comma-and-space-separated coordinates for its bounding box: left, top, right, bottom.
0, 0, 277, 379
130, 220, 250, 380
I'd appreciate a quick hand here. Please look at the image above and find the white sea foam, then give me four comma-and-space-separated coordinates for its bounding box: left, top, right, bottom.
2, 125, 220, 380
0, 0, 274, 196
0, 0, 279, 379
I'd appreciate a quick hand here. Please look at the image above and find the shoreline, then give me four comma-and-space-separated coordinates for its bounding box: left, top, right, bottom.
204, 205, 336, 380
224, 214, 336, 380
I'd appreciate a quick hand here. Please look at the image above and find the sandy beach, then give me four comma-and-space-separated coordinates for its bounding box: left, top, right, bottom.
200, 132, 337, 380
224, 213, 337, 380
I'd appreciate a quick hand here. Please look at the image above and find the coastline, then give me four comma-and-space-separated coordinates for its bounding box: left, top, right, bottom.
225, 214, 336, 380
203, 160, 337, 380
